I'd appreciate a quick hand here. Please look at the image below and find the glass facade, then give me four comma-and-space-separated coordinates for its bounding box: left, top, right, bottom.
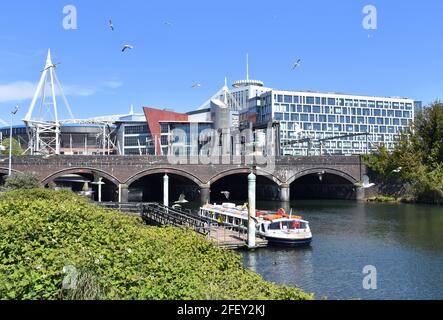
159, 122, 214, 156
121, 123, 151, 155
257, 91, 415, 156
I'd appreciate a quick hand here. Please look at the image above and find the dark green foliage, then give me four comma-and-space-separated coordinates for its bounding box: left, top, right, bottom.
364, 101, 443, 204
0, 189, 313, 300
2, 172, 41, 190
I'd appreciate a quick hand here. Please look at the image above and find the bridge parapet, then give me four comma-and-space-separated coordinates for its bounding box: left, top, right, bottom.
8, 155, 366, 186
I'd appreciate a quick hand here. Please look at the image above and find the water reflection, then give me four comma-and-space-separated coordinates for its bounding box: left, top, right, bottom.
242, 200, 443, 300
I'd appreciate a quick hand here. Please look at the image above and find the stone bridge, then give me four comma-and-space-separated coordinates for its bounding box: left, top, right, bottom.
1, 155, 367, 203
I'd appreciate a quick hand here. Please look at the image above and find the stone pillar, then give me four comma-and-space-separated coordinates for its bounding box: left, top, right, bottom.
163, 174, 169, 207
356, 187, 365, 201
200, 183, 211, 206
97, 178, 103, 203
248, 172, 256, 249
119, 184, 129, 203
280, 183, 290, 202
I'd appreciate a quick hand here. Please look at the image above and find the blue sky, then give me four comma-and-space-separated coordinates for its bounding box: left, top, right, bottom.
0, 0, 442, 125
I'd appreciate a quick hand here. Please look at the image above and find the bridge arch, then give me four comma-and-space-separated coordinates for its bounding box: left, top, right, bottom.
126, 168, 203, 203
209, 168, 283, 202
42, 168, 121, 202
287, 168, 359, 200
126, 168, 203, 187
209, 168, 283, 187
286, 168, 359, 185
42, 168, 121, 187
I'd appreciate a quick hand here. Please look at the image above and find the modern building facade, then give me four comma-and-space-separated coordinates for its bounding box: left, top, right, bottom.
251, 90, 416, 155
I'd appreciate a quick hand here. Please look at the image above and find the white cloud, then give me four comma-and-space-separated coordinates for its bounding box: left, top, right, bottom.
63, 85, 97, 97
0, 79, 123, 103
0, 118, 7, 126
101, 80, 124, 89
0, 81, 36, 103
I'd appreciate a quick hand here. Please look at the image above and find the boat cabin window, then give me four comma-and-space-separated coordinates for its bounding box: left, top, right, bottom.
281, 221, 308, 230
269, 222, 281, 230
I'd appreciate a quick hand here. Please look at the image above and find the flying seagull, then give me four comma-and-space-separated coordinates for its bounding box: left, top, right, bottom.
191, 83, 201, 88
292, 59, 301, 70
41, 62, 61, 72
109, 20, 114, 31
122, 45, 134, 52
392, 167, 403, 173
221, 191, 230, 200
361, 175, 376, 189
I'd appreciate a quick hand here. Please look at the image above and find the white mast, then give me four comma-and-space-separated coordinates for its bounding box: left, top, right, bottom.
24, 49, 74, 155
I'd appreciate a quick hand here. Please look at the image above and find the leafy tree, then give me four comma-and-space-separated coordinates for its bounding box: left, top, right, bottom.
0, 138, 24, 156
3, 172, 42, 190
364, 101, 443, 204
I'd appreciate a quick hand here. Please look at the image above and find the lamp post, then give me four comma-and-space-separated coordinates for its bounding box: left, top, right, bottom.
9, 106, 19, 176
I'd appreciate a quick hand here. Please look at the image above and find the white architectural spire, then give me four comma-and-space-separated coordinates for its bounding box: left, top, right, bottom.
129, 104, 134, 115
24, 48, 74, 155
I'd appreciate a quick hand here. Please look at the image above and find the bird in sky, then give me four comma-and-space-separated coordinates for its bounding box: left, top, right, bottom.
392, 167, 403, 173
41, 62, 61, 72
191, 83, 201, 88
164, 21, 173, 26
361, 175, 376, 189
293, 59, 302, 70
109, 20, 114, 31
221, 191, 230, 200
122, 45, 134, 52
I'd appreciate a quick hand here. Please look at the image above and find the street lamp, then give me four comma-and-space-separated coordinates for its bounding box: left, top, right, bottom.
8, 106, 19, 176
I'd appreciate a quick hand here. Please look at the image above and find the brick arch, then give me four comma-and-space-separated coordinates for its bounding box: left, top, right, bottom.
208, 168, 283, 186
126, 168, 203, 187
41, 168, 121, 187
286, 168, 359, 185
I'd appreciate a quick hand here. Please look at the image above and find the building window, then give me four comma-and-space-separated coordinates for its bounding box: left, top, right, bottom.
160, 124, 169, 134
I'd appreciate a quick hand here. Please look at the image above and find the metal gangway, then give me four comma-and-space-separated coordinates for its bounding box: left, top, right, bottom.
97, 202, 267, 249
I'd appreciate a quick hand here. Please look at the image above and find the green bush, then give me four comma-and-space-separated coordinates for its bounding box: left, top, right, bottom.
0, 189, 313, 300
2, 172, 41, 191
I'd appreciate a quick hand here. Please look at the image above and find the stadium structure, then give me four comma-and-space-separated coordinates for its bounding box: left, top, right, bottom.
0, 50, 151, 156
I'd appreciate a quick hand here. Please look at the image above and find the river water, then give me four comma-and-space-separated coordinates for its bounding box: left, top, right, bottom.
241, 200, 443, 300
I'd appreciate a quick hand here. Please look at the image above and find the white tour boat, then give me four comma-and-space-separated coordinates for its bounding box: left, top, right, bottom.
199, 203, 312, 247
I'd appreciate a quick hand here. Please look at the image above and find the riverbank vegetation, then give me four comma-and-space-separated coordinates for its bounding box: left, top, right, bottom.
0, 189, 313, 300
364, 101, 443, 205
0, 172, 41, 192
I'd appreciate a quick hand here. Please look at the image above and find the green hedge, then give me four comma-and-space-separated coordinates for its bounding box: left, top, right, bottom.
0, 189, 313, 300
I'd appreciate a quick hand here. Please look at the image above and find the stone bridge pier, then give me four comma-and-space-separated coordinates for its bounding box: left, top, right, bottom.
4, 155, 368, 204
